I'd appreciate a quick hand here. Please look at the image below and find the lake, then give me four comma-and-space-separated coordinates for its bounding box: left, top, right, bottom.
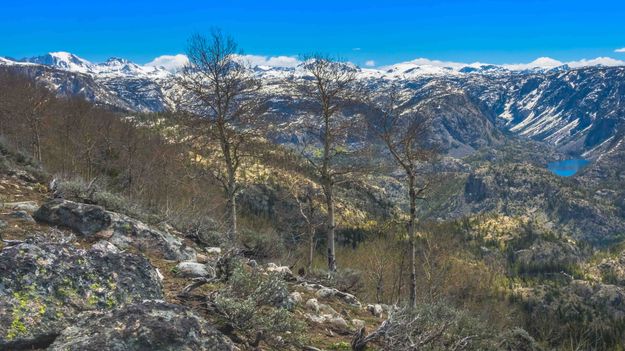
547, 159, 590, 177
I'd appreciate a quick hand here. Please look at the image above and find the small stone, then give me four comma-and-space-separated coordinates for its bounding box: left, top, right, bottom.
352, 319, 366, 329
367, 304, 384, 318
328, 316, 349, 331
10, 210, 35, 222
306, 298, 320, 314
289, 292, 303, 304
206, 247, 222, 254
316, 287, 335, 299
266, 262, 293, 275
91, 240, 120, 254
196, 253, 209, 263
175, 261, 211, 278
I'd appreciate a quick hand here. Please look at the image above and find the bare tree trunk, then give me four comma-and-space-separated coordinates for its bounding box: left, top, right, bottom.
226, 180, 237, 243
408, 173, 418, 308
308, 224, 315, 272
324, 181, 337, 272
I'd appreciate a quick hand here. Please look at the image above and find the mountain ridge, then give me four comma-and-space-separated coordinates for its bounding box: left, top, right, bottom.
2, 52, 625, 158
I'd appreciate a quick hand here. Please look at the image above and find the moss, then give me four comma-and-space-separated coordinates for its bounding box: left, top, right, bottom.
106, 297, 117, 308
6, 290, 46, 341
6, 317, 27, 341
329, 341, 351, 350
86, 294, 99, 306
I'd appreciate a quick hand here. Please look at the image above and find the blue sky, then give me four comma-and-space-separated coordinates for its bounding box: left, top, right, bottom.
1, 0, 625, 67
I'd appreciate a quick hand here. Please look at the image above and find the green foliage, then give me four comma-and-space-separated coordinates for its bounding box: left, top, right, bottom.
214, 262, 304, 348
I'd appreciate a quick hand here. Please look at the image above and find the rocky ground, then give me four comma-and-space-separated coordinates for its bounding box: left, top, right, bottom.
0, 163, 385, 350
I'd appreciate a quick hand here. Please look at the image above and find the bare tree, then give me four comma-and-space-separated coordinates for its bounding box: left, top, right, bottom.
291, 55, 363, 271
177, 30, 265, 242
368, 85, 435, 308
0, 70, 52, 162
286, 180, 324, 273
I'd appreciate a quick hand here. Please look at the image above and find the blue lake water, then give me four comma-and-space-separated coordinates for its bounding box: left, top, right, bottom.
547, 159, 590, 177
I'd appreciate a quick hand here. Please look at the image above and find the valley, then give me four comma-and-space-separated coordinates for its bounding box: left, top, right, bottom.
2, 45, 625, 350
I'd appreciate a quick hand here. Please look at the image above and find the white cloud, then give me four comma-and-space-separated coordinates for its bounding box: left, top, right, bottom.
145, 54, 189, 72
365, 60, 376, 67
236, 54, 300, 68
614, 48, 625, 53
566, 57, 625, 68
503, 57, 563, 70
384, 56, 625, 73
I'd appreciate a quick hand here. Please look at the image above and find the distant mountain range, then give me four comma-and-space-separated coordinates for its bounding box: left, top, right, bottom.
2, 52, 625, 158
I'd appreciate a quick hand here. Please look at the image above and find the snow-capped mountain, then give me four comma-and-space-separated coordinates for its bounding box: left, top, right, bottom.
2, 52, 625, 157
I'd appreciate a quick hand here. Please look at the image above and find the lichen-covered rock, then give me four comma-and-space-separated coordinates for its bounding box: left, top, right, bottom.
34, 199, 195, 261
0, 242, 163, 349
48, 301, 234, 351
33, 199, 111, 235
107, 212, 196, 261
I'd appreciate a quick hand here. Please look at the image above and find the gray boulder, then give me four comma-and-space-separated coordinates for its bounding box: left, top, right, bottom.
33, 199, 111, 235
34, 199, 195, 260
48, 301, 234, 351
0, 242, 163, 349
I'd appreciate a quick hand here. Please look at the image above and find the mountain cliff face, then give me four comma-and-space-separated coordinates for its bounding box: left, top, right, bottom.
1, 52, 624, 157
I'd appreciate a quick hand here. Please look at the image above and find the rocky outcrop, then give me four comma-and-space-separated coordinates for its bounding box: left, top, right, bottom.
48, 301, 234, 351
0, 241, 163, 349
33, 199, 111, 236
34, 199, 196, 260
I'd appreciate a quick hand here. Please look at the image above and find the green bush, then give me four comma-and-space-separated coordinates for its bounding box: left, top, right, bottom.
213, 261, 304, 348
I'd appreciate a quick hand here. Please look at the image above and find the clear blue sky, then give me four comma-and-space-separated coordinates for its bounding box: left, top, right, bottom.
1, 0, 625, 66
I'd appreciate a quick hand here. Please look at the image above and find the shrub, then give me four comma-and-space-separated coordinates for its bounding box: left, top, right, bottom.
497, 327, 543, 351
379, 302, 497, 350
54, 177, 153, 223
239, 227, 286, 259
213, 261, 304, 348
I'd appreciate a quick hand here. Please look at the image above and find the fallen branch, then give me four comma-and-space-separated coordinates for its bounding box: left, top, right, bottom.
2, 239, 25, 247
351, 320, 389, 351
178, 277, 218, 296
